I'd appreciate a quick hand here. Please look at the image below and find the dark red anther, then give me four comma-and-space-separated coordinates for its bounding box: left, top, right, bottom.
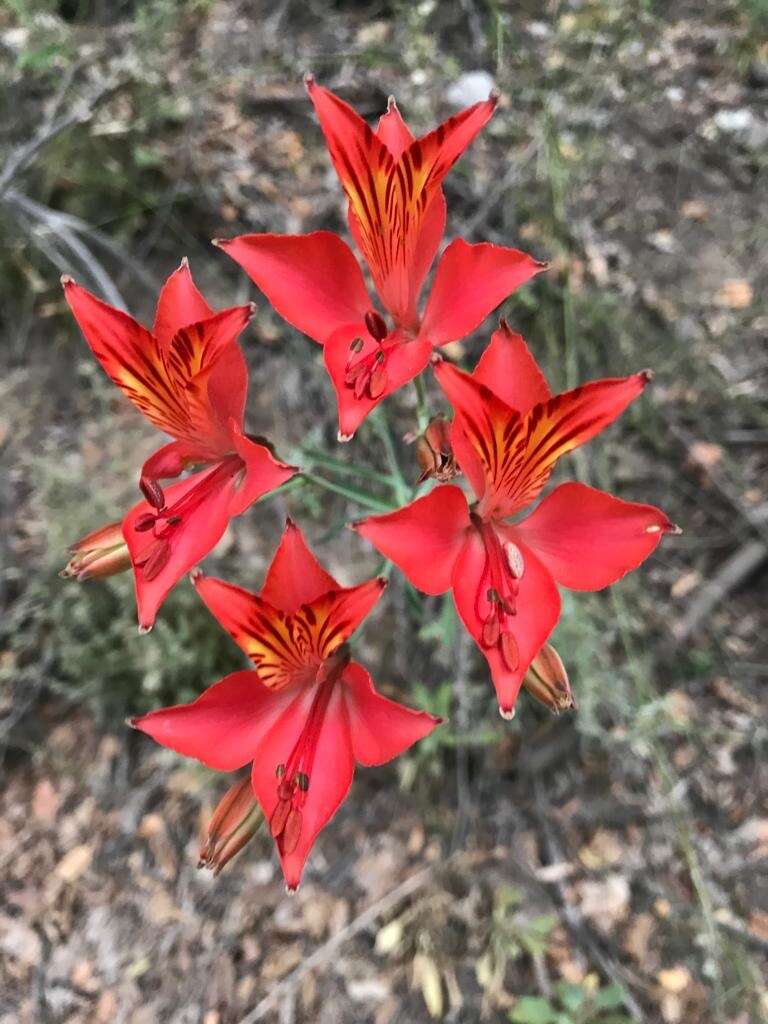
270, 798, 291, 838
281, 808, 302, 854
354, 368, 370, 400
500, 631, 519, 671
135, 538, 171, 581
166, 515, 182, 526
368, 363, 388, 399
349, 336, 364, 354
295, 771, 309, 792
365, 309, 388, 342
275, 763, 285, 778
133, 512, 157, 533
482, 613, 500, 648
278, 778, 293, 801
140, 476, 165, 510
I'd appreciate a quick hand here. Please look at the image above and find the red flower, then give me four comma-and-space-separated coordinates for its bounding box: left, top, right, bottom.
215, 80, 545, 439
62, 260, 297, 631
130, 520, 440, 890
353, 323, 679, 716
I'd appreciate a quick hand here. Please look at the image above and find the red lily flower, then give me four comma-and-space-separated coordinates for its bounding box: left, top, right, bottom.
215, 80, 545, 439
130, 520, 440, 890
353, 323, 678, 715
62, 260, 297, 630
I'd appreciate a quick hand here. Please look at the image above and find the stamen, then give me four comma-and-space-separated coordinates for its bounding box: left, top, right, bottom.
504, 542, 525, 580
134, 538, 171, 581
365, 309, 388, 342
140, 476, 165, 510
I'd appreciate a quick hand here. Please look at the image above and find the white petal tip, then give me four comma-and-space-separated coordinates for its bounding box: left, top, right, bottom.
138, 623, 153, 635
499, 706, 516, 720
285, 883, 299, 896
337, 431, 353, 444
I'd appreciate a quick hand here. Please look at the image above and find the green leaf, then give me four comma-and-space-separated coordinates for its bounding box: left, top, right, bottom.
555, 981, 586, 1012
592, 984, 627, 1011
509, 996, 558, 1024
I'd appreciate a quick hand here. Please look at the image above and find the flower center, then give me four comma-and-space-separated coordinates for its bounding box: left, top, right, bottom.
132, 455, 243, 583
471, 516, 525, 673
343, 309, 393, 401
269, 645, 350, 863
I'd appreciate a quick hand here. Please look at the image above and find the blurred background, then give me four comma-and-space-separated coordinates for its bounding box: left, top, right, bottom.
1, 1, 766, 1022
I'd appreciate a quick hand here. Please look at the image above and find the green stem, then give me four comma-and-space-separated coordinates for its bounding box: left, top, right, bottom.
301, 471, 392, 514
413, 374, 430, 432
299, 446, 391, 487
369, 408, 410, 506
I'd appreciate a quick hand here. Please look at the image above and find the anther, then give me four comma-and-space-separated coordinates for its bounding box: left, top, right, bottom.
368, 363, 387, 398
349, 336, 364, 354
482, 614, 500, 647
275, 763, 285, 778
504, 542, 525, 580
270, 799, 291, 838
135, 538, 171, 581
133, 512, 157, 533
295, 772, 309, 792
500, 632, 520, 671
140, 476, 165, 510
282, 808, 302, 854
365, 309, 388, 342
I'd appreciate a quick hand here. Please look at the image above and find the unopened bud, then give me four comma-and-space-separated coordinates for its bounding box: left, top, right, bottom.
415, 415, 458, 483
61, 521, 131, 582
522, 643, 575, 714
199, 777, 262, 876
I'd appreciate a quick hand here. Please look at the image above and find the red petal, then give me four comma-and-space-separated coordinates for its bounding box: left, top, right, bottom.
193, 574, 385, 689
140, 440, 192, 484
132, 670, 295, 770
473, 322, 551, 413
215, 232, 370, 344
436, 360, 651, 517
433, 359, 520, 506
343, 661, 441, 766
324, 324, 432, 438
123, 467, 237, 631
260, 519, 340, 613
251, 683, 355, 890
308, 80, 496, 327
226, 427, 297, 517
451, 530, 560, 714
421, 240, 545, 348
375, 97, 414, 158
353, 485, 470, 595
63, 277, 186, 437
152, 259, 213, 346
511, 482, 675, 591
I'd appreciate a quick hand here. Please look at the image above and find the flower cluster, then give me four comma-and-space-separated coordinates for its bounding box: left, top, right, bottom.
62, 81, 677, 891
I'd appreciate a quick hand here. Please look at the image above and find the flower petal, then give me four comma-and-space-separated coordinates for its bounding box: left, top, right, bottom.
451, 530, 560, 714
472, 321, 551, 413
375, 97, 414, 158
123, 465, 238, 631
63, 277, 188, 437
152, 258, 213, 347
251, 684, 355, 890
226, 427, 297, 517
324, 324, 433, 438
352, 485, 471, 595
215, 232, 370, 344
307, 79, 497, 327
193, 574, 386, 689
343, 661, 441, 766
260, 519, 340, 613
131, 670, 294, 771
511, 482, 676, 591
436, 359, 652, 518
421, 240, 545, 348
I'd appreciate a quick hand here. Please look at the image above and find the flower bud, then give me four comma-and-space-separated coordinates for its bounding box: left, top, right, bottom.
60, 521, 131, 582
522, 643, 575, 713
415, 415, 458, 483
199, 777, 262, 876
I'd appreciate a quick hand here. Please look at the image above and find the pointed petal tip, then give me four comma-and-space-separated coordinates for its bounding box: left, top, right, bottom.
138, 623, 153, 635
640, 368, 655, 384
376, 576, 389, 590
124, 716, 139, 730
247, 301, 258, 318
386, 94, 397, 110
303, 71, 315, 90
60, 273, 75, 287
668, 523, 683, 536
211, 237, 230, 249
489, 88, 501, 105
285, 882, 300, 895
189, 567, 204, 584
429, 351, 444, 366
179, 256, 189, 269
498, 705, 516, 721
337, 430, 354, 443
